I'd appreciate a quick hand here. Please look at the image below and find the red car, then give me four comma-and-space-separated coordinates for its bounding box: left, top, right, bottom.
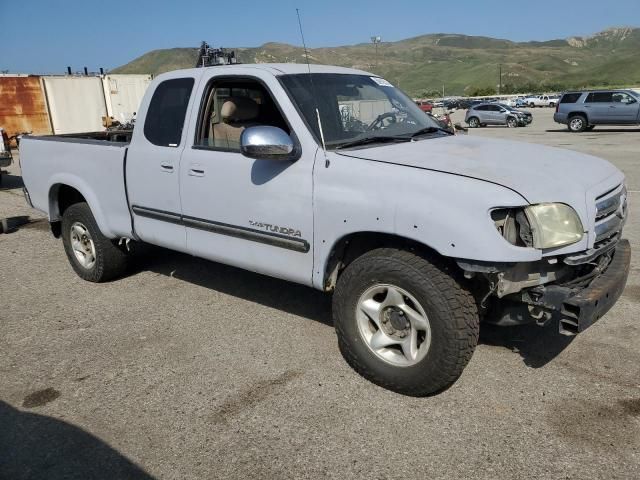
415, 101, 433, 113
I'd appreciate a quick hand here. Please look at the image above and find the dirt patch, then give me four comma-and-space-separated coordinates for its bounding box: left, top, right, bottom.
547, 397, 640, 455
209, 370, 302, 425
22, 388, 60, 408
622, 284, 640, 303
620, 398, 640, 417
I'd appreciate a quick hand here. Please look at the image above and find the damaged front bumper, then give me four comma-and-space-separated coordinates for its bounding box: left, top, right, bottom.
491, 239, 631, 335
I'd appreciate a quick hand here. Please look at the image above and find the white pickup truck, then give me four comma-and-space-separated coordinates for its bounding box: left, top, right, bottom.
525, 95, 559, 108
20, 64, 630, 396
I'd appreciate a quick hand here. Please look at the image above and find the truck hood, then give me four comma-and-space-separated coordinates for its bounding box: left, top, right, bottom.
335, 135, 622, 205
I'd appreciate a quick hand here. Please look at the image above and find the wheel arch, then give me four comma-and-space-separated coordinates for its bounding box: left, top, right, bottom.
47, 179, 114, 238
568, 111, 589, 123
319, 231, 447, 292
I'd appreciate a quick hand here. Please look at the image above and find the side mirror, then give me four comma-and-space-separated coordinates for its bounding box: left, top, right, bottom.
240, 126, 296, 161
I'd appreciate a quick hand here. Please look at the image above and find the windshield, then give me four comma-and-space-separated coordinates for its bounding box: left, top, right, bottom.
279, 73, 444, 149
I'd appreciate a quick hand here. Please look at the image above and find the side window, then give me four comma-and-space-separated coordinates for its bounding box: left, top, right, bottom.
560, 93, 582, 104
144, 78, 194, 147
585, 92, 613, 103
476, 105, 488, 111
195, 79, 290, 151
612, 92, 637, 104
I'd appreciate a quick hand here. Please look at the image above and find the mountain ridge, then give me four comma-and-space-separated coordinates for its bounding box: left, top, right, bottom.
112, 27, 640, 95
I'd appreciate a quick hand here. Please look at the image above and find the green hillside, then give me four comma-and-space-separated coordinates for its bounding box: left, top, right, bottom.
112, 27, 640, 96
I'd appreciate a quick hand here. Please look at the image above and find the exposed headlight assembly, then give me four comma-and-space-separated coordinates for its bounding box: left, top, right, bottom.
492, 203, 583, 249
524, 203, 584, 249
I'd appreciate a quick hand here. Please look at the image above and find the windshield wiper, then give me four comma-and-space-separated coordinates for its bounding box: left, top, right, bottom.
404, 126, 453, 138
334, 135, 410, 150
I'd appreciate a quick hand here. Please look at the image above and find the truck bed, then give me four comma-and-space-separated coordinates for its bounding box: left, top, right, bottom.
20, 134, 134, 239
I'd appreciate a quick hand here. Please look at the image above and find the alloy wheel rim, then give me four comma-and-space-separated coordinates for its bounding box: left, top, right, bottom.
356, 284, 432, 367
570, 118, 583, 131
70, 222, 96, 269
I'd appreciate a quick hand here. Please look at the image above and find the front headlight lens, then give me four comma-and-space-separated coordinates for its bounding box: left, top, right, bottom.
525, 203, 584, 249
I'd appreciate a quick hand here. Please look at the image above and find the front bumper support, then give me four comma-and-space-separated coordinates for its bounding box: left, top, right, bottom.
528, 240, 630, 335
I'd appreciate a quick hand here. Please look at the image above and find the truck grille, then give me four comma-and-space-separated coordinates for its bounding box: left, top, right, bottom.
594, 184, 627, 245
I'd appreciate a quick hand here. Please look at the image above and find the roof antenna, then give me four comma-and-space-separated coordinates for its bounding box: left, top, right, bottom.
296, 8, 330, 167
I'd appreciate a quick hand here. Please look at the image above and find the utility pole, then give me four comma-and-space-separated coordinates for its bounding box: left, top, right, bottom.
498, 63, 502, 95
371, 36, 381, 69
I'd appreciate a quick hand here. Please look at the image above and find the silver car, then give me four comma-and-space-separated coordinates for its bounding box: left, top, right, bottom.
465, 103, 532, 128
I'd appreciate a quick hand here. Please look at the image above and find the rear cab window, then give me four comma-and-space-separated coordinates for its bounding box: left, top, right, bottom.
144, 78, 195, 147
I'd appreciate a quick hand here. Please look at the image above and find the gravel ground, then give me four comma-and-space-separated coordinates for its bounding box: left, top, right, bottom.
1, 109, 638, 479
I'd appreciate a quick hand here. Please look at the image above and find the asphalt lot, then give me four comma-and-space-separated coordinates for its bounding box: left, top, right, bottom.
1, 109, 638, 479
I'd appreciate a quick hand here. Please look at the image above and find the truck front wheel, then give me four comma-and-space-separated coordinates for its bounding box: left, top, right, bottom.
61, 202, 129, 282
332, 248, 479, 396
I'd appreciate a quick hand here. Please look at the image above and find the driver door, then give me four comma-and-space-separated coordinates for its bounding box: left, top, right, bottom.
611, 92, 639, 124
178, 71, 315, 285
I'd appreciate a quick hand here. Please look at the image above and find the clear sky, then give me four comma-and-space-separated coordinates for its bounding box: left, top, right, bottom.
1, 0, 639, 74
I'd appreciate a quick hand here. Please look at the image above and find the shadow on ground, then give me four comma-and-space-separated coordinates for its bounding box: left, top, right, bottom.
137, 246, 333, 327
545, 128, 640, 133
136, 246, 572, 366
0, 216, 48, 234
479, 321, 574, 368
0, 173, 24, 190
0, 400, 154, 479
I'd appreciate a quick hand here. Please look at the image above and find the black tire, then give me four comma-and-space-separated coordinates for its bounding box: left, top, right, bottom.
568, 115, 587, 132
506, 116, 518, 128
333, 248, 479, 396
467, 117, 479, 128
61, 202, 129, 282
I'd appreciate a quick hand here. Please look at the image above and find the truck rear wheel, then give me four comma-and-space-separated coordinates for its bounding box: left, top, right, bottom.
61, 202, 129, 282
332, 248, 479, 396
568, 115, 587, 132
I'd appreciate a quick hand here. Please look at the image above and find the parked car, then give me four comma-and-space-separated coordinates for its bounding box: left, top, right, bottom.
465, 103, 532, 128
443, 99, 459, 110
415, 100, 433, 113
524, 95, 558, 108
20, 64, 630, 396
515, 97, 530, 108
0, 128, 12, 183
554, 90, 640, 132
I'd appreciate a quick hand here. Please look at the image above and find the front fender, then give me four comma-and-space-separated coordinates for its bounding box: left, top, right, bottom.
312, 154, 541, 289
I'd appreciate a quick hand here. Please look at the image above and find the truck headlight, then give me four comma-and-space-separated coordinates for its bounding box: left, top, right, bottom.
524, 203, 584, 249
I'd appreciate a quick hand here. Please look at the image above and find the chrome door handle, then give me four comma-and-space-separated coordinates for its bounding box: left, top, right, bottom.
160, 163, 174, 172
